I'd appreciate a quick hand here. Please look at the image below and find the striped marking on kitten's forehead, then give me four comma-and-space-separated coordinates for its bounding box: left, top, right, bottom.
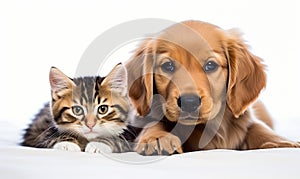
73, 77, 100, 105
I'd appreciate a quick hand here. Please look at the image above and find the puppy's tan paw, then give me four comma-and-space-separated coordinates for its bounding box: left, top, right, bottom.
260, 141, 300, 149
135, 132, 182, 155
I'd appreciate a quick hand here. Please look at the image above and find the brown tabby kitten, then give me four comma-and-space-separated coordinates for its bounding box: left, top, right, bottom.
21, 64, 136, 153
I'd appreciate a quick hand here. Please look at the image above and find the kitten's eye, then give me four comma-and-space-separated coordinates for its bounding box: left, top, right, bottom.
204, 61, 219, 73
72, 106, 84, 116
161, 61, 176, 73
98, 105, 108, 114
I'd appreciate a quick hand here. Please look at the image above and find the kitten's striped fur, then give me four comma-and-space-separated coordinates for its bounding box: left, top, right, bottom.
22, 64, 136, 153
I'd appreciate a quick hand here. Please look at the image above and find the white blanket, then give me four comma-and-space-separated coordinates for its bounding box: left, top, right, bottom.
1, 121, 299, 179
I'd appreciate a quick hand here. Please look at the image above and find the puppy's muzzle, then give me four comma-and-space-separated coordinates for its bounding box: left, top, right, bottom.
177, 94, 201, 113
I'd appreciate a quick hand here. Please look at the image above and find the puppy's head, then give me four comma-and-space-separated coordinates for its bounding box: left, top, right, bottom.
127, 20, 266, 125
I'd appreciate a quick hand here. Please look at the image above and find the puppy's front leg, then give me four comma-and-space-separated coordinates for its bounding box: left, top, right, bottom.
245, 123, 300, 149
135, 122, 183, 155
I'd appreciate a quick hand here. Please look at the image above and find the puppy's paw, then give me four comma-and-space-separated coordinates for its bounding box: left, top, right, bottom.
85, 142, 112, 154
260, 141, 300, 149
135, 131, 182, 156
53, 141, 81, 152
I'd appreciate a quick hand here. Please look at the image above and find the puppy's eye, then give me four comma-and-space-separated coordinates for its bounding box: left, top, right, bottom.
72, 106, 84, 116
204, 61, 219, 73
161, 61, 176, 73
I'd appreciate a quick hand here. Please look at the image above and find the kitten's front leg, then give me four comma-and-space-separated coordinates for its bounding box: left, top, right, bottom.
53, 141, 81, 152
85, 142, 112, 153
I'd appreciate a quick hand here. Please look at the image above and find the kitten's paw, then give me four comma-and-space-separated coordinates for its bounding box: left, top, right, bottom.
85, 142, 112, 154
53, 141, 81, 152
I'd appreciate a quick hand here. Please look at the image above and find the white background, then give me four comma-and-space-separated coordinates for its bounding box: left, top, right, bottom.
0, 0, 299, 140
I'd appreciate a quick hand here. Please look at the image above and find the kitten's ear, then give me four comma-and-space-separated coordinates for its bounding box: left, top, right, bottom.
49, 67, 74, 98
101, 63, 127, 95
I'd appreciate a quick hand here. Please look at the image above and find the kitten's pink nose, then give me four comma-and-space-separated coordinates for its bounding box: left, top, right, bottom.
85, 114, 96, 129
86, 121, 95, 129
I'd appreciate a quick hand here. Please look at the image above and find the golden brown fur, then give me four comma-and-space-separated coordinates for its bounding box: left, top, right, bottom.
126, 20, 300, 155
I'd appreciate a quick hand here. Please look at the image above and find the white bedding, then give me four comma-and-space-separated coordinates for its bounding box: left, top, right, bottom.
1, 121, 299, 179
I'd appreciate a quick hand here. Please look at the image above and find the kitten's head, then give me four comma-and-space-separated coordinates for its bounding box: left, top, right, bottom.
49, 64, 132, 140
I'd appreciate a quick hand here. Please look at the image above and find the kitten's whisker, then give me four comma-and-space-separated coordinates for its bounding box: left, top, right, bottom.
33, 126, 56, 143
123, 127, 137, 138
119, 134, 133, 151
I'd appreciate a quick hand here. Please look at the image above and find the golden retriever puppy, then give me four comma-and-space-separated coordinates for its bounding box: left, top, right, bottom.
126, 20, 299, 155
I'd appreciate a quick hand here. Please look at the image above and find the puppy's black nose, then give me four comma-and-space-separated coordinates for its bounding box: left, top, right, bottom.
177, 94, 201, 113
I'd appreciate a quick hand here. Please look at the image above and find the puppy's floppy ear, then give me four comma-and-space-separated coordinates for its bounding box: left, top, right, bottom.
126, 39, 154, 116
226, 30, 266, 118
